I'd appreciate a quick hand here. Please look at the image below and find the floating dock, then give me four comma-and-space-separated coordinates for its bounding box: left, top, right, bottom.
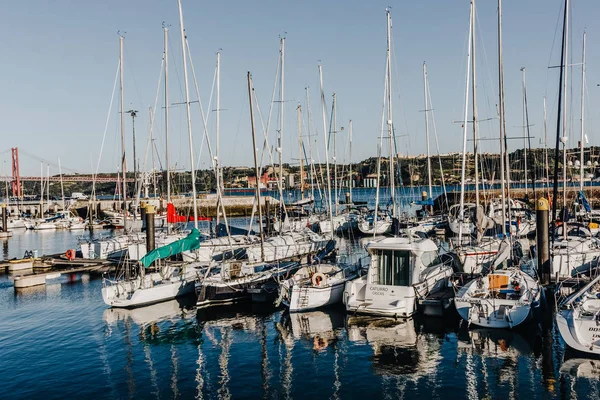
4, 254, 115, 288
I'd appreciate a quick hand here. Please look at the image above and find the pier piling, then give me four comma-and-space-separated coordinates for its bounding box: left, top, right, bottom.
1, 204, 6, 233
536, 197, 550, 285
145, 205, 155, 266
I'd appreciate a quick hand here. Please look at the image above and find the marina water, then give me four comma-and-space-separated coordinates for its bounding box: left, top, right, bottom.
1, 225, 600, 398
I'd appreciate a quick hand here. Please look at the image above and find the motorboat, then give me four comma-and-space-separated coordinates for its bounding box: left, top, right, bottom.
344, 235, 454, 318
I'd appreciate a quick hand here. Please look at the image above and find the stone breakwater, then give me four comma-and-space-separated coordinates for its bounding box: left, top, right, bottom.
71, 194, 280, 218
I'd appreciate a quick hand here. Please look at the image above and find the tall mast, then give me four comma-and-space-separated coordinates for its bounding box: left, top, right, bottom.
423, 63, 433, 202
319, 65, 334, 240
497, 0, 507, 236
580, 30, 586, 192
349, 119, 353, 204
119, 34, 128, 232
305, 87, 316, 206
521, 67, 528, 195
543, 96, 550, 199
562, 0, 569, 216
177, 0, 198, 229
386, 8, 395, 216
164, 25, 171, 233
297, 105, 304, 200
332, 92, 338, 214
458, 0, 474, 242
471, 0, 479, 206
216, 51, 221, 228
551, 0, 568, 223
278, 37, 285, 195
248, 72, 264, 260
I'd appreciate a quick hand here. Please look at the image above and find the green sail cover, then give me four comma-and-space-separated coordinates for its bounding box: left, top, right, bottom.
140, 228, 202, 268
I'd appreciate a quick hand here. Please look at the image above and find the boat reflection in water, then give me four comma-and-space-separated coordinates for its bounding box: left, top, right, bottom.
280, 308, 345, 347
346, 315, 443, 378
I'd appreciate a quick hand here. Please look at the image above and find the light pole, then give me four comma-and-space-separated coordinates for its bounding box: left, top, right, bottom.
126, 109, 139, 216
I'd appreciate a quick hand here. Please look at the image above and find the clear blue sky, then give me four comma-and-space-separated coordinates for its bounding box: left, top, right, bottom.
1, 0, 598, 177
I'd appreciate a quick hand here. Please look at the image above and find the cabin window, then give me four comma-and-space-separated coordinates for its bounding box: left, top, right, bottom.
375, 250, 410, 286
421, 251, 441, 269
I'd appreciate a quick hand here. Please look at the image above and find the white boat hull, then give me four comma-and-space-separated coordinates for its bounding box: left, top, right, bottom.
102, 270, 197, 308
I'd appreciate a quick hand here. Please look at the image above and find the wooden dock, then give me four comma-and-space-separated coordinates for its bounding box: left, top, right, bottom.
3, 255, 115, 288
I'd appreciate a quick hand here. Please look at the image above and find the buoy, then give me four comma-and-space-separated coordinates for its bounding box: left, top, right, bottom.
65, 249, 76, 261
311, 272, 327, 287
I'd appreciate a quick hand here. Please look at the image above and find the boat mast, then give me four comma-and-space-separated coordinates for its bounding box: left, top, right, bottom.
349, 119, 353, 204
119, 34, 128, 232
297, 105, 304, 200
177, 0, 199, 229
521, 67, 528, 195
58, 159, 65, 211
216, 50, 221, 228
319, 65, 335, 240
543, 96, 550, 199
497, 0, 507, 236
332, 92, 338, 214
164, 25, 171, 233
579, 30, 586, 192
386, 8, 395, 217
458, 0, 474, 243
561, 0, 570, 240
551, 0, 568, 225
471, 1, 479, 207
305, 87, 316, 207
248, 72, 265, 260
278, 37, 285, 197
423, 62, 433, 204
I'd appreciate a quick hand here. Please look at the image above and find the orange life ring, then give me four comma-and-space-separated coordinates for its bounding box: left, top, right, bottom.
311, 272, 327, 287
65, 249, 76, 261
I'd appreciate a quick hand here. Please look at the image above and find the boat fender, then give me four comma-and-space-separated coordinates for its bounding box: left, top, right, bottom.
65, 249, 76, 261
311, 272, 327, 287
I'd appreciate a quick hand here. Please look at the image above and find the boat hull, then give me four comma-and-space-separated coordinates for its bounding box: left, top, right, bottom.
287, 281, 346, 312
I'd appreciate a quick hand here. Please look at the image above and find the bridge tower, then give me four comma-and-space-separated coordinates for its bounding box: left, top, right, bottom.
11, 147, 21, 198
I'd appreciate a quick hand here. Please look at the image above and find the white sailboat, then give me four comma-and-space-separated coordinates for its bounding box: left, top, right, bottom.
556, 273, 600, 356
454, 263, 542, 328
277, 261, 361, 312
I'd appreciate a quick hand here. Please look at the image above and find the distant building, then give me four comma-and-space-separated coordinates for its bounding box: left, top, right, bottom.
363, 173, 378, 188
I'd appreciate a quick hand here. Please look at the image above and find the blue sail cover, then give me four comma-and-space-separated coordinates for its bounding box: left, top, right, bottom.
578, 190, 591, 213
140, 228, 202, 268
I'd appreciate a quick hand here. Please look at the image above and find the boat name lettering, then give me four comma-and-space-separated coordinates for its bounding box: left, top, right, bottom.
370, 286, 388, 293
589, 327, 600, 332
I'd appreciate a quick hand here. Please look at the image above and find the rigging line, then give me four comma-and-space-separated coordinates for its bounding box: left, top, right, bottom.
427, 62, 448, 209
140, 57, 165, 175
123, 45, 146, 117
258, 51, 281, 171
167, 34, 186, 107
194, 55, 217, 171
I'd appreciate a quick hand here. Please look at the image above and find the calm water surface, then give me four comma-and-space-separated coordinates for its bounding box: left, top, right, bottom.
1, 228, 600, 399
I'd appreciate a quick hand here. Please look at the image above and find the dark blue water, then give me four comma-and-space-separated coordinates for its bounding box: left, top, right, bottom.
1, 229, 600, 399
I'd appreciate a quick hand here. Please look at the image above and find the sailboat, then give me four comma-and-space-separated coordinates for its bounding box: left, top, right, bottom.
276, 260, 361, 312
556, 273, 600, 355
454, 253, 542, 328
357, 9, 396, 237
101, 228, 203, 308
454, 0, 543, 329
549, 1, 600, 280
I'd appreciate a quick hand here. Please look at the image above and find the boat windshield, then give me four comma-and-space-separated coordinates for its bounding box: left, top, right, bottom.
374, 250, 410, 286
